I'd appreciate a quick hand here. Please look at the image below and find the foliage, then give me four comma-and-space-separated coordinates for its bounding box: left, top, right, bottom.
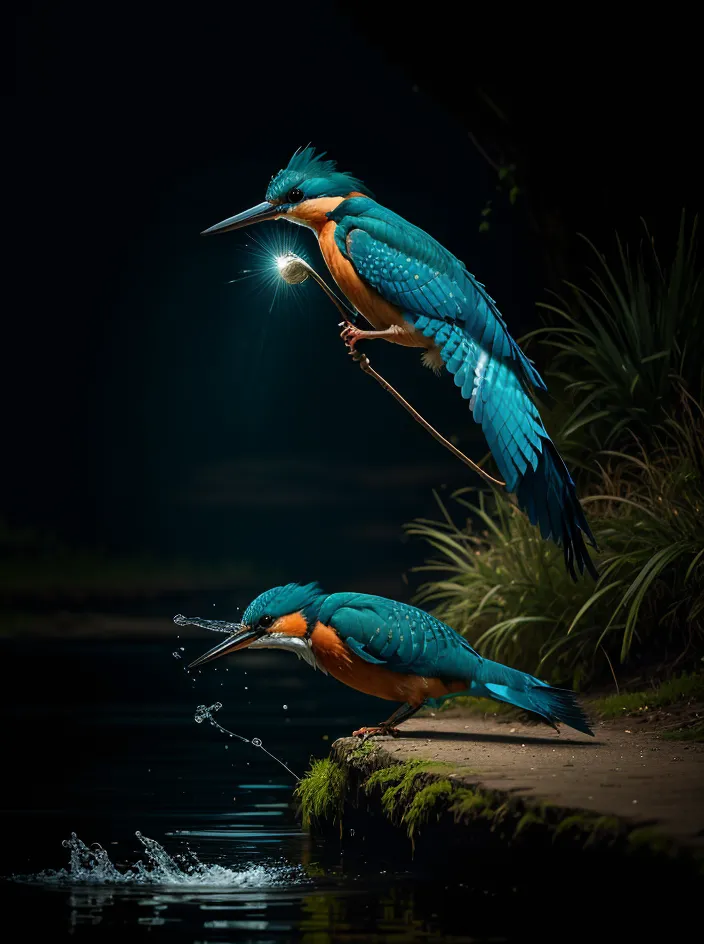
527, 213, 703, 463
660, 722, 704, 742
593, 673, 704, 719
294, 758, 347, 829
408, 216, 704, 686
407, 490, 599, 686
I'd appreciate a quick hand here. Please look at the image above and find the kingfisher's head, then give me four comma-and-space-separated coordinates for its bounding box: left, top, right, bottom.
202, 147, 373, 235
187, 582, 326, 668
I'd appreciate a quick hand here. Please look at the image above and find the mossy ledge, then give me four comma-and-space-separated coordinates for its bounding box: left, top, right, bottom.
294, 737, 703, 879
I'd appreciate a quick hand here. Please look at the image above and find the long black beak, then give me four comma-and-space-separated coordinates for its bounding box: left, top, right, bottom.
201, 201, 281, 235
187, 624, 259, 668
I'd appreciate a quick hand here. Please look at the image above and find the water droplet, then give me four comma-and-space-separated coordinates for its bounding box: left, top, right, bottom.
283, 705, 288, 710
252, 737, 262, 748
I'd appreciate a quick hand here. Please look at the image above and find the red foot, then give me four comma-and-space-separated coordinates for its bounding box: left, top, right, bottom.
340, 324, 365, 350
352, 725, 400, 739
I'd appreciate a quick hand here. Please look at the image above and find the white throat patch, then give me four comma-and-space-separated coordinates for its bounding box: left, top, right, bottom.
248, 633, 326, 673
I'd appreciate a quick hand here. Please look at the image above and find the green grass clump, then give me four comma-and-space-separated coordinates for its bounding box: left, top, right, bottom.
527, 213, 704, 456
407, 489, 600, 687
408, 400, 704, 687
593, 673, 704, 719
660, 721, 704, 742
295, 758, 347, 829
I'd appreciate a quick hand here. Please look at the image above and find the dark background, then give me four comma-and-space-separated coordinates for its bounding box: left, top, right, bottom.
7, 2, 702, 613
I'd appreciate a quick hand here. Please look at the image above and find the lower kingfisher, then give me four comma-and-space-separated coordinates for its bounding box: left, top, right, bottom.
179, 583, 593, 738
202, 148, 597, 579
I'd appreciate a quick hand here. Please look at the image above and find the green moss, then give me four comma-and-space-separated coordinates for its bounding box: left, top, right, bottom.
513, 810, 547, 838
402, 780, 455, 844
627, 827, 677, 856
364, 761, 453, 819
294, 758, 347, 829
553, 813, 621, 845
593, 673, 704, 719
449, 787, 497, 822
347, 739, 382, 760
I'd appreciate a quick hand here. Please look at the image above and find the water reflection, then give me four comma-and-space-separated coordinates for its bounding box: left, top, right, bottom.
3, 639, 487, 941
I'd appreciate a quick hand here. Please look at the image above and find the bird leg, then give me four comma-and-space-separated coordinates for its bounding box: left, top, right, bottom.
352, 702, 424, 740
340, 323, 406, 351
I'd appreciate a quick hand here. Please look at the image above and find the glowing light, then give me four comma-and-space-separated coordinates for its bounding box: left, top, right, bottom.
275, 252, 309, 285
224, 229, 309, 313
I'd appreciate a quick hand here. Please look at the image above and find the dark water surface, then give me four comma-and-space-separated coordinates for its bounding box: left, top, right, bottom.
2, 638, 520, 942
2, 638, 685, 941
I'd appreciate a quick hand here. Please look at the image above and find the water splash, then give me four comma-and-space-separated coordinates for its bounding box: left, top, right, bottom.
174, 614, 243, 634
12, 832, 301, 887
195, 703, 300, 781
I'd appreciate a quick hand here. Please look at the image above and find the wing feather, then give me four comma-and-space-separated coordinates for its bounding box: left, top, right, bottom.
327, 200, 597, 578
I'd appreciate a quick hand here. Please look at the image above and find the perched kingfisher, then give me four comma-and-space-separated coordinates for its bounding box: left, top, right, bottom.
180, 583, 593, 738
203, 148, 597, 579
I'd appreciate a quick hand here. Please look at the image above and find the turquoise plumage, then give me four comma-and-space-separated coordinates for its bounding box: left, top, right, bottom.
328, 197, 597, 580
319, 589, 593, 734
186, 582, 594, 737
202, 148, 598, 579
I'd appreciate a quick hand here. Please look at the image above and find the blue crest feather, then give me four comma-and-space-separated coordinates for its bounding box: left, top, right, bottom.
266, 147, 374, 203
243, 581, 326, 627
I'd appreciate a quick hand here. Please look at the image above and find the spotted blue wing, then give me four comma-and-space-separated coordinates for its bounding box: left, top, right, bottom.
328, 200, 597, 579
319, 592, 483, 680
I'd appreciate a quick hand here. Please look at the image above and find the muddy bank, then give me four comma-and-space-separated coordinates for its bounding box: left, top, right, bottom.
296, 716, 704, 885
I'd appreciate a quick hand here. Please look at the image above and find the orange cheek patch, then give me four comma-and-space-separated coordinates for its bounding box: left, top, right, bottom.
287, 197, 346, 230
274, 611, 308, 638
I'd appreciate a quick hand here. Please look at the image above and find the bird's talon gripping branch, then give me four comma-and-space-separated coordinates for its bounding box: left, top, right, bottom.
340, 324, 364, 350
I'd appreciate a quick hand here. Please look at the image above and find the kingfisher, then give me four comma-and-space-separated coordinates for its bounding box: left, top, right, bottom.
203, 148, 597, 579
179, 583, 593, 738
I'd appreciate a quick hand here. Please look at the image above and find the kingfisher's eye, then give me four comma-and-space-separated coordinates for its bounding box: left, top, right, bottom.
258, 614, 275, 629
287, 188, 304, 203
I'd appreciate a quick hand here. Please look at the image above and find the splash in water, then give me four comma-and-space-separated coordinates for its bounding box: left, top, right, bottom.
12, 832, 302, 887
195, 702, 300, 781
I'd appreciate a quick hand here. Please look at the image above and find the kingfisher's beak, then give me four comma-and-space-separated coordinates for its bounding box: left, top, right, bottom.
188, 624, 258, 668
201, 201, 280, 235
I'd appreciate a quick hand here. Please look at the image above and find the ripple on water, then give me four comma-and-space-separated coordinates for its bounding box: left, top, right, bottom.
11, 831, 305, 888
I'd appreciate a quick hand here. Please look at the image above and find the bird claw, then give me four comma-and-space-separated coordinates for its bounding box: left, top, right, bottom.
352, 725, 400, 740
340, 324, 364, 350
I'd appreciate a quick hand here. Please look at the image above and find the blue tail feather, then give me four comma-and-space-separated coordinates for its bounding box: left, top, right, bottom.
434, 658, 594, 737
516, 439, 598, 581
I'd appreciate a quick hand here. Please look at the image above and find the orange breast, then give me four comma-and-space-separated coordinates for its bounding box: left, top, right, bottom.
310, 622, 466, 706
317, 221, 428, 350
